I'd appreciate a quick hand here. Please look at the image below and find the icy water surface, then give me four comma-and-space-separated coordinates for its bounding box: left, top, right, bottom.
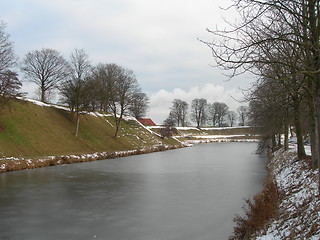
0, 142, 267, 240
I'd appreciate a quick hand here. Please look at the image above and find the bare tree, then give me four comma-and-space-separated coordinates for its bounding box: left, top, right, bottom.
0, 21, 21, 112
0, 21, 16, 73
209, 102, 229, 127
227, 111, 237, 127
191, 98, 207, 128
237, 106, 249, 126
107, 64, 139, 138
78, 63, 142, 138
89, 63, 112, 112
207, 103, 217, 126
169, 99, 188, 127
128, 91, 149, 119
60, 49, 91, 137
21, 48, 70, 102
160, 115, 178, 138
0, 70, 22, 111
248, 78, 291, 151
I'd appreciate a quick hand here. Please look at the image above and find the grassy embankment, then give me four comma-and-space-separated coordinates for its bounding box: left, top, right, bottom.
0, 99, 181, 172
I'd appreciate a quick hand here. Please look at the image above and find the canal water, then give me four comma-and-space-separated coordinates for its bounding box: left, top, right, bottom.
0, 142, 267, 240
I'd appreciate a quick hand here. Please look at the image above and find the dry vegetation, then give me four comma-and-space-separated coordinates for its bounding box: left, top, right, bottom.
230, 147, 320, 239
229, 177, 282, 240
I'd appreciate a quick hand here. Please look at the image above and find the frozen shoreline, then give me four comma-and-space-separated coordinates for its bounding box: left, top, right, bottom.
255, 144, 320, 239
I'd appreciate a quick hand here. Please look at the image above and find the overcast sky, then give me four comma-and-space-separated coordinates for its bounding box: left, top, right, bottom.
1, 0, 255, 124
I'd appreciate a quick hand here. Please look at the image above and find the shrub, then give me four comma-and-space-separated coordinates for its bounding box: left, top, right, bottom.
229, 178, 282, 240
159, 126, 178, 138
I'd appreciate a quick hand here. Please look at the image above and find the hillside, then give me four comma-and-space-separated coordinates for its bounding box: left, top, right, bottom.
0, 98, 260, 172
0, 98, 180, 160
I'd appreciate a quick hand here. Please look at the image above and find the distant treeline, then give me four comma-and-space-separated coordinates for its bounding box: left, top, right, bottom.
164, 98, 248, 128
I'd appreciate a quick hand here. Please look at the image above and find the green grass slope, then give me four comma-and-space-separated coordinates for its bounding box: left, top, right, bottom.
0, 99, 178, 159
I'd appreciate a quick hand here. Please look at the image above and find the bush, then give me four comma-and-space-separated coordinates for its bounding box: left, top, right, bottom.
159, 126, 178, 138
229, 178, 282, 240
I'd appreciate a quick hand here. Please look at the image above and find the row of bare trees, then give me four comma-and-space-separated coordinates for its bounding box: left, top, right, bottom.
164, 98, 248, 128
20, 48, 149, 138
0, 20, 149, 138
202, 0, 320, 194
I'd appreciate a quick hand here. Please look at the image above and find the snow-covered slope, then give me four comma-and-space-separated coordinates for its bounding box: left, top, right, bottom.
256, 145, 320, 239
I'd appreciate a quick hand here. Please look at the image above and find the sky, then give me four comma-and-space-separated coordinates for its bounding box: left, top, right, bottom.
1, 0, 255, 124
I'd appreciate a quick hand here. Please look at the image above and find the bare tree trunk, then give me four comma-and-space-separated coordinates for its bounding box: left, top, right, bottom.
41, 84, 45, 103
308, 99, 319, 168
284, 111, 289, 151
277, 134, 282, 148
271, 134, 276, 152
114, 118, 120, 138
308, 0, 320, 197
197, 115, 201, 128
293, 99, 306, 159
75, 113, 80, 138
306, 77, 319, 168
113, 110, 123, 138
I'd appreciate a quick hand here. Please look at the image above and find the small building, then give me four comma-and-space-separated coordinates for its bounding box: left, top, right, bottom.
138, 118, 156, 126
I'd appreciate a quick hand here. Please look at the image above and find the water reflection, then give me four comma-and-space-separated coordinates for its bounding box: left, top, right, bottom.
0, 143, 267, 240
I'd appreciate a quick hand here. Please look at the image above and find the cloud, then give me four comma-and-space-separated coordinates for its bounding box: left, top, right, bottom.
4, 0, 227, 78
2, 0, 253, 123
148, 83, 245, 124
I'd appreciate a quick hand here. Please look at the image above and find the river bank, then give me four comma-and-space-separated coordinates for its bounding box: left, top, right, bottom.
0, 135, 259, 173
0, 144, 184, 173
255, 145, 320, 239
230, 143, 320, 239
0, 98, 260, 173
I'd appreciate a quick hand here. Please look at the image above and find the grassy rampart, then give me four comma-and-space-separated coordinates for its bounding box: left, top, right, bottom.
0, 99, 179, 160
0, 99, 260, 172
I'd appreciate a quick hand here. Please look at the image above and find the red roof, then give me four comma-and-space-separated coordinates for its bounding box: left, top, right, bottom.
138, 118, 156, 126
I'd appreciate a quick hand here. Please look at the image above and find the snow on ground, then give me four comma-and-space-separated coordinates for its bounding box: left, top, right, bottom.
148, 126, 254, 131
175, 126, 202, 131
18, 97, 161, 135
192, 134, 249, 139
200, 126, 253, 130
18, 97, 70, 111
256, 145, 320, 239
148, 126, 202, 130
18, 97, 136, 120
182, 139, 259, 145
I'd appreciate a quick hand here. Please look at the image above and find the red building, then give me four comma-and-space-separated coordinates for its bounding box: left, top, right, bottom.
138, 118, 156, 126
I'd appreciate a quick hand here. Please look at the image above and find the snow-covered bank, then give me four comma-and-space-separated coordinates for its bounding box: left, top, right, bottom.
182, 138, 260, 145
256, 146, 320, 239
0, 145, 183, 173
